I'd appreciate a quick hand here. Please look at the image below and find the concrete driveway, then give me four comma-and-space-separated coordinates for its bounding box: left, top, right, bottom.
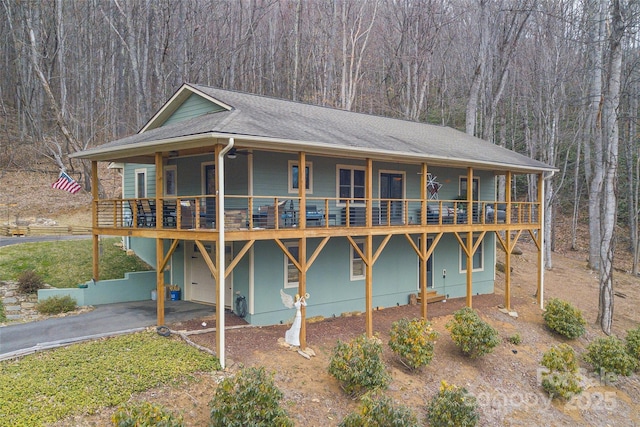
0, 300, 215, 358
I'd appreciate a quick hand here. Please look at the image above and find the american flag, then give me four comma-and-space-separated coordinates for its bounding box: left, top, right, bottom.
51, 171, 82, 194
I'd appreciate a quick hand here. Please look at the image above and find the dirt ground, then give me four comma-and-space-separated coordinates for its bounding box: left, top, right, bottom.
50, 241, 640, 427
5, 171, 638, 426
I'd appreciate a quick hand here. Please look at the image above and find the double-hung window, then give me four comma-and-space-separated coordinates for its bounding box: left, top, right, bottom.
135, 169, 147, 198
350, 239, 366, 280
337, 165, 365, 205
284, 242, 299, 289
460, 234, 484, 272
289, 161, 312, 193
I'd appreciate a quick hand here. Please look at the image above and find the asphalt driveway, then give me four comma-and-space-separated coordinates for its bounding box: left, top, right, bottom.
0, 300, 215, 358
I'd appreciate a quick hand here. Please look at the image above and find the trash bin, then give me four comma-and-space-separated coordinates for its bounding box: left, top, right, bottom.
151, 290, 157, 301
170, 290, 181, 301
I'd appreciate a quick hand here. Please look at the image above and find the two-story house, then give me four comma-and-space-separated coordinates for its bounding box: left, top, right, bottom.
73, 83, 555, 367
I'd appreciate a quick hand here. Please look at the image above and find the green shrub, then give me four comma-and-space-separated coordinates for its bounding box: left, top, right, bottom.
328, 334, 390, 398
625, 326, 640, 361
426, 380, 479, 427
540, 344, 583, 400
112, 401, 183, 426
508, 333, 522, 345
36, 295, 78, 315
0, 300, 5, 322
209, 366, 293, 427
17, 269, 45, 294
446, 307, 500, 358
542, 298, 586, 339
389, 318, 439, 371
584, 336, 638, 377
340, 392, 420, 427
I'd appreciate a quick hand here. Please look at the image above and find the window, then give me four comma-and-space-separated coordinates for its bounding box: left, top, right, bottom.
164, 166, 177, 196
350, 239, 366, 281
288, 161, 312, 193
135, 169, 147, 198
459, 176, 479, 200
284, 242, 299, 289
460, 234, 484, 272
202, 163, 215, 195
337, 165, 365, 205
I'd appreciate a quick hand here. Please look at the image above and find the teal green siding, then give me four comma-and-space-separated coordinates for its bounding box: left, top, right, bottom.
123, 163, 156, 198
428, 233, 495, 299
246, 236, 421, 325
163, 93, 225, 126
119, 152, 499, 325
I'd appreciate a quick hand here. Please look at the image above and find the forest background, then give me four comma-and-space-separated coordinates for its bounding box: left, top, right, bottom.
0, 0, 639, 334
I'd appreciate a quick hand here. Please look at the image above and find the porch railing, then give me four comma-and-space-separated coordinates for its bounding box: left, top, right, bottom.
94, 196, 540, 231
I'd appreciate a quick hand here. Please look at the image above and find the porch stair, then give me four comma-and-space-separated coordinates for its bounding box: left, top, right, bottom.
416, 290, 446, 304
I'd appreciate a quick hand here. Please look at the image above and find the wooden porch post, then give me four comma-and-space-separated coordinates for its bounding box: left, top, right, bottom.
155, 153, 166, 325
420, 162, 428, 318
155, 153, 163, 229
365, 158, 373, 337
365, 234, 373, 337
91, 161, 99, 281
466, 167, 473, 307
156, 238, 165, 325
504, 171, 513, 310
467, 167, 473, 225
466, 231, 473, 307
298, 151, 307, 347
299, 237, 307, 348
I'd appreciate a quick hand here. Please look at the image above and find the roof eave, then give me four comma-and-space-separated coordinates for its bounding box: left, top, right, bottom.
72, 131, 557, 174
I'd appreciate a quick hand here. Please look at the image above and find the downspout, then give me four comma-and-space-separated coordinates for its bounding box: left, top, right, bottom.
540, 170, 556, 309
217, 138, 234, 369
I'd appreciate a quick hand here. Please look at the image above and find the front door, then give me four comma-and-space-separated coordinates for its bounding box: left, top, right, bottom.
380, 172, 404, 224
188, 242, 233, 307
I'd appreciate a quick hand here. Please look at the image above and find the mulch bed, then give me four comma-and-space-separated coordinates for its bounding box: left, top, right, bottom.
169, 292, 515, 364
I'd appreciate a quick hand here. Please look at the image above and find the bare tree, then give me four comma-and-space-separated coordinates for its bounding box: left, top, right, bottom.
597, 0, 625, 335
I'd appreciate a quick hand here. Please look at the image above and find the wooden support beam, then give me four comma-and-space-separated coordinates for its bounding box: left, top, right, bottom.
347, 236, 367, 265
299, 151, 306, 229
225, 240, 255, 279
275, 238, 302, 272
365, 234, 373, 337
505, 230, 511, 311
466, 231, 473, 307
156, 238, 165, 325
420, 233, 428, 319
91, 161, 99, 281
420, 163, 427, 226
299, 236, 307, 348
158, 239, 180, 273
366, 158, 373, 228
155, 152, 163, 229
467, 167, 473, 225
195, 240, 218, 278
372, 234, 393, 265
307, 236, 330, 269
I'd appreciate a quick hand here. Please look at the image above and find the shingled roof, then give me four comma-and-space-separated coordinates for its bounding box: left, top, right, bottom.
74, 83, 554, 173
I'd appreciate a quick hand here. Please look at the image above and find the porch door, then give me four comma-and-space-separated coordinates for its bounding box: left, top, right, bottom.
418, 237, 433, 288
189, 242, 233, 307
380, 172, 404, 224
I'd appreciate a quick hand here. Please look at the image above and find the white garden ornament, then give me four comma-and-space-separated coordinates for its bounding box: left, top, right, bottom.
280, 289, 308, 347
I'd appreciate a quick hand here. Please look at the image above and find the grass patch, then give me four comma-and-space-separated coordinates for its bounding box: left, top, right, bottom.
0, 238, 150, 288
0, 331, 220, 426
